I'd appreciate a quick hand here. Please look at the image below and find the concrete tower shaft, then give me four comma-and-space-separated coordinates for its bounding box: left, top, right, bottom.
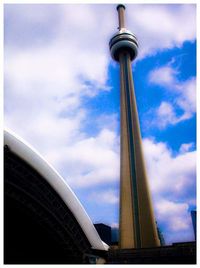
109, 5, 160, 249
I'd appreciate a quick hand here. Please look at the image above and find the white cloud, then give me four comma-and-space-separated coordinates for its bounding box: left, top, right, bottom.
127, 4, 196, 59
148, 63, 196, 128
179, 142, 194, 154
32, 127, 120, 189
5, 4, 196, 138
4, 6, 121, 192
176, 77, 196, 118
4, 5, 116, 166
156, 102, 179, 128
57, 128, 120, 188
149, 66, 178, 87
155, 199, 190, 231
143, 138, 196, 199
89, 190, 119, 204
5, 4, 196, 57
96, 113, 119, 133
155, 199, 194, 244
143, 138, 196, 244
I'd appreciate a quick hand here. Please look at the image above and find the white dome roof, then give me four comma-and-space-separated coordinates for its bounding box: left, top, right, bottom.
4, 129, 109, 251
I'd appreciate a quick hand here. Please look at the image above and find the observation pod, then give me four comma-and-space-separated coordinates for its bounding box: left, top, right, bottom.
109, 29, 138, 62
4, 129, 108, 264
109, 5, 160, 249
109, 4, 138, 62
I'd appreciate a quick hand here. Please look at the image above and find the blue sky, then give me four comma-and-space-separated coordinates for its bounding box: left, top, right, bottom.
4, 3, 196, 245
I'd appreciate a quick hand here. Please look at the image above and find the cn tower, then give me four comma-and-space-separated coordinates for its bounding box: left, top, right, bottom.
109, 5, 160, 249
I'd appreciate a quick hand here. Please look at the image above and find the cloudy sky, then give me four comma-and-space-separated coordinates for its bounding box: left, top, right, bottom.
4, 3, 196, 245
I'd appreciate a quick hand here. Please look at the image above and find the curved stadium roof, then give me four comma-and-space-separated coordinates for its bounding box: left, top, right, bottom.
4, 129, 108, 263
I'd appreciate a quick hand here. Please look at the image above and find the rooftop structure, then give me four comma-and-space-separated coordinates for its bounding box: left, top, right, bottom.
4, 129, 108, 264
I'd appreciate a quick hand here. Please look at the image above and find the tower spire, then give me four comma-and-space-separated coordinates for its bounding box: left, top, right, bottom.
109, 5, 160, 249
117, 4, 126, 29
